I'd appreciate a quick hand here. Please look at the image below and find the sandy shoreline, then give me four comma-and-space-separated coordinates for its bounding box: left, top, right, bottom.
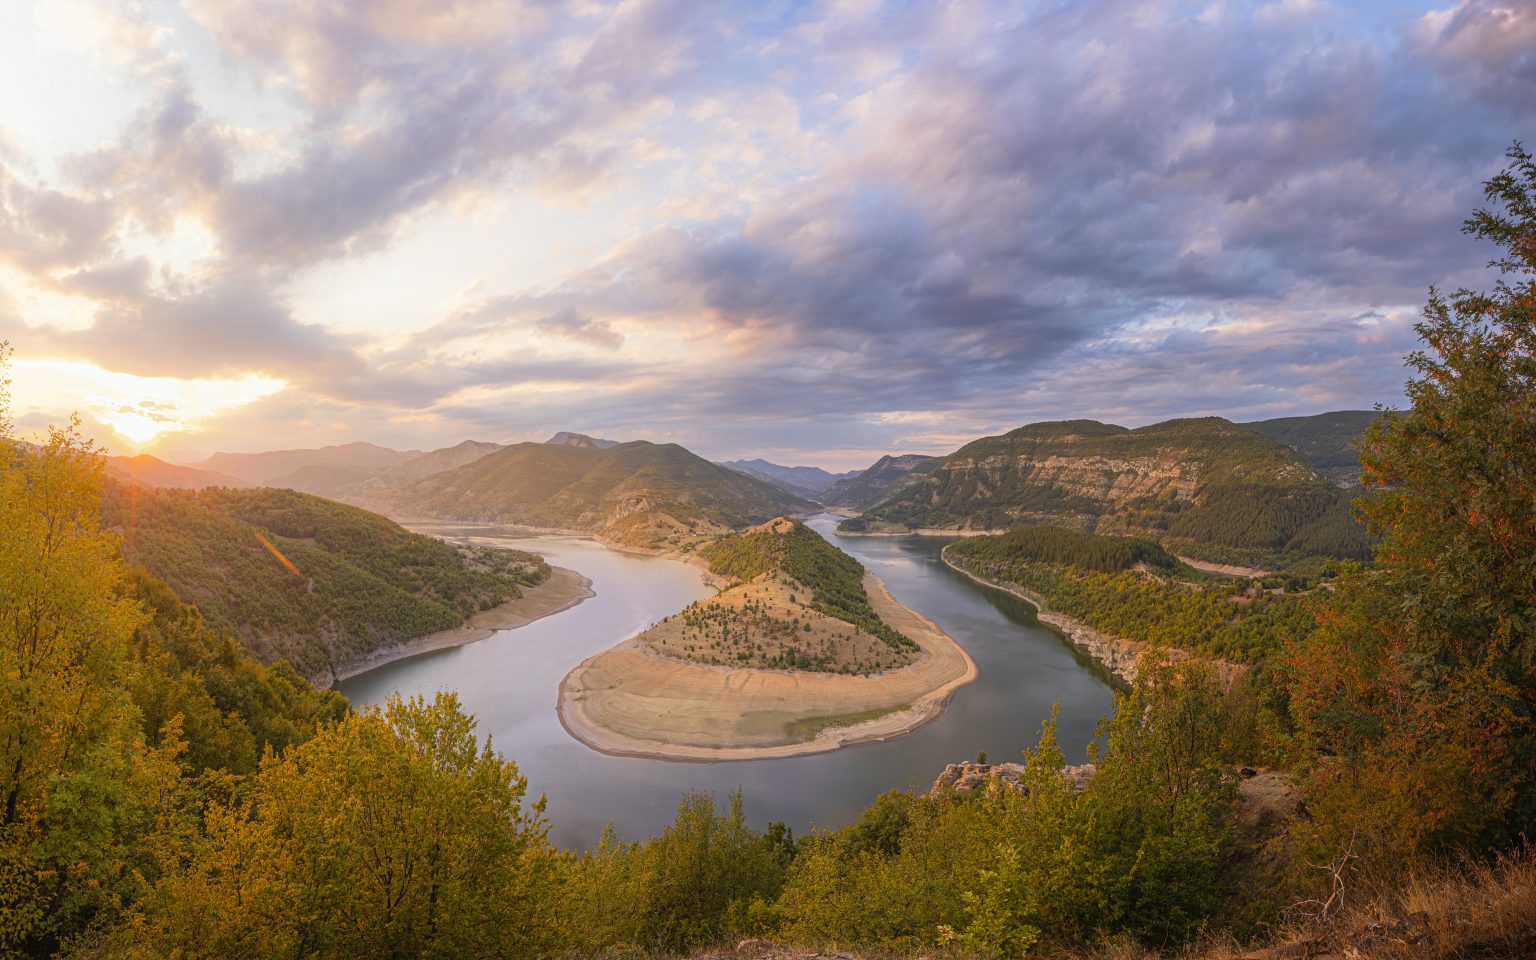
556, 571, 978, 762
327, 565, 595, 686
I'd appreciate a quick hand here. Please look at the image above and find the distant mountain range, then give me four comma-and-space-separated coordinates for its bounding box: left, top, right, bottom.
390, 440, 814, 551
198, 441, 424, 486
137, 410, 1379, 559
106, 453, 249, 490
716, 459, 861, 499
842, 416, 1374, 559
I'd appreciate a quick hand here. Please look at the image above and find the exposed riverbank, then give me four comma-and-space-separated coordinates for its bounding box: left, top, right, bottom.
940, 547, 1145, 686
556, 571, 978, 761
941, 547, 1246, 689
837, 525, 1008, 538
327, 565, 595, 686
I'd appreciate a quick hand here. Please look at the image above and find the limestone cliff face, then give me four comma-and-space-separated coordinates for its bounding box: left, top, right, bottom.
847, 417, 1349, 553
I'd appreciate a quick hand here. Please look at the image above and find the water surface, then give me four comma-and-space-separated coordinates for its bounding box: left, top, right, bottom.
339, 515, 1115, 847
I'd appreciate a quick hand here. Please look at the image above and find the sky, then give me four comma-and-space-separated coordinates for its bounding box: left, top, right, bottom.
0, 0, 1532, 470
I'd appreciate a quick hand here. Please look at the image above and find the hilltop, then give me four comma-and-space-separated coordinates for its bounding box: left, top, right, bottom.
103, 483, 556, 683
843, 418, 1370, 560
647, 517, 918, 674
822, 452, 943, 509
391, 440, 814, 551
546, 431, 620, 448
557, 517, 974, 759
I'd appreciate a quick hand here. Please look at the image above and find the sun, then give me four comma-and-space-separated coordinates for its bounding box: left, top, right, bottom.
9, 359, 286, 450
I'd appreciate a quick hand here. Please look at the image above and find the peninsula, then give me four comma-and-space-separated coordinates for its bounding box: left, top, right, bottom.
557, 518, 976, 760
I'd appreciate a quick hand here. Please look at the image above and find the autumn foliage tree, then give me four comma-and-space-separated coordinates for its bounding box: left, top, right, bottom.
1288, 144, 1536, 868
0, 344, 186, 956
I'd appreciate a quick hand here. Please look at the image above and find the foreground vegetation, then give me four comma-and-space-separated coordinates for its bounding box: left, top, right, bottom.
1, 148, 1535, 959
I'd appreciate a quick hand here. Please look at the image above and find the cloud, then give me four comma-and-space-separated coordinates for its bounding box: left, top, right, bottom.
537, 308, 625, 349
5, 0, 1534, 465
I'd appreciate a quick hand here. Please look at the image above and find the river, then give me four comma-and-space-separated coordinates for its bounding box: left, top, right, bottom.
338, 514, 1116, 847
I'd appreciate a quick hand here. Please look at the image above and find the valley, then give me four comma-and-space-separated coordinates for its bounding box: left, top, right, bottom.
338, 517, 1113, 845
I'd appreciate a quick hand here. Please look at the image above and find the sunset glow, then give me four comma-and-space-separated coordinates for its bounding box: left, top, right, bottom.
9, 359, 284, 450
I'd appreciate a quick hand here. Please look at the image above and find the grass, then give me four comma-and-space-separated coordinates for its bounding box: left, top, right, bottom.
782, 705, 905, 740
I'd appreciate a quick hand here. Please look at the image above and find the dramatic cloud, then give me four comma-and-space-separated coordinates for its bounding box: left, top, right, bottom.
1, 0, 1532, 465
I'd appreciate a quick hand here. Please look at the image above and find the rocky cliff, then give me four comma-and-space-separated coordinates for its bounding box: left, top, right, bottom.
844, 418, 1369, 558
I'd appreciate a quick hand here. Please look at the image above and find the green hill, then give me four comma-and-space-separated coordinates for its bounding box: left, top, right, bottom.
843, 417, 1371, 559
392, 440, 814, 550
1240, 410, 1382, 485
104, 484, 549, 682
642, 517, 917, 673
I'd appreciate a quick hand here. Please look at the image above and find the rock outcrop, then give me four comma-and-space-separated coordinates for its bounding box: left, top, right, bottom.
928, 760, 1097, 797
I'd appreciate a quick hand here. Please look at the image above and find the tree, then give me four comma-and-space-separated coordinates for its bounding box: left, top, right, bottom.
0, 344, 188, 955
121, 693, 557, 959
1289, 144, 1536, 868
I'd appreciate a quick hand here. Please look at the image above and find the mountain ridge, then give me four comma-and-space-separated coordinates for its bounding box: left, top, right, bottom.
391, 440, 815, 551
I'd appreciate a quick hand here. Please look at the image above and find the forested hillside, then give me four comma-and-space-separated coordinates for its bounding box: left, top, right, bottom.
844, 418, 1372, 560
947, 526, 1320, 664
103, 484, 548, 681
393, 439, 813, 550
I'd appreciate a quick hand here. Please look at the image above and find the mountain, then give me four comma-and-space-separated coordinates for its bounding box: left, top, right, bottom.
104, 483, 549, 683
266, 462, 381, 498
717, 458, 861, 499
192, 440, 505, 503
197, 442, 423, 485
546, 431, 620, 448
823, 453, 944, 509
392, 440, 814, 551
843, 418, 1371, 558
106, 453, 248, 490
343, 440, 505, 509
1240, 410, 1380, 486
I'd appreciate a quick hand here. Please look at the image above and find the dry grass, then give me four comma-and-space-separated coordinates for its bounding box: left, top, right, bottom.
1300, 844, 1536, 959
928, 845, 1536, 960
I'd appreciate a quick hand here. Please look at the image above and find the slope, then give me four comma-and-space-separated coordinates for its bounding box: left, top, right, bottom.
1239, 410, 1380, 486
104, 483, 550, 683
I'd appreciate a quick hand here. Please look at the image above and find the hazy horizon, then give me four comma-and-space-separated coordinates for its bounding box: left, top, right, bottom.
3, 0, 1532, 471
